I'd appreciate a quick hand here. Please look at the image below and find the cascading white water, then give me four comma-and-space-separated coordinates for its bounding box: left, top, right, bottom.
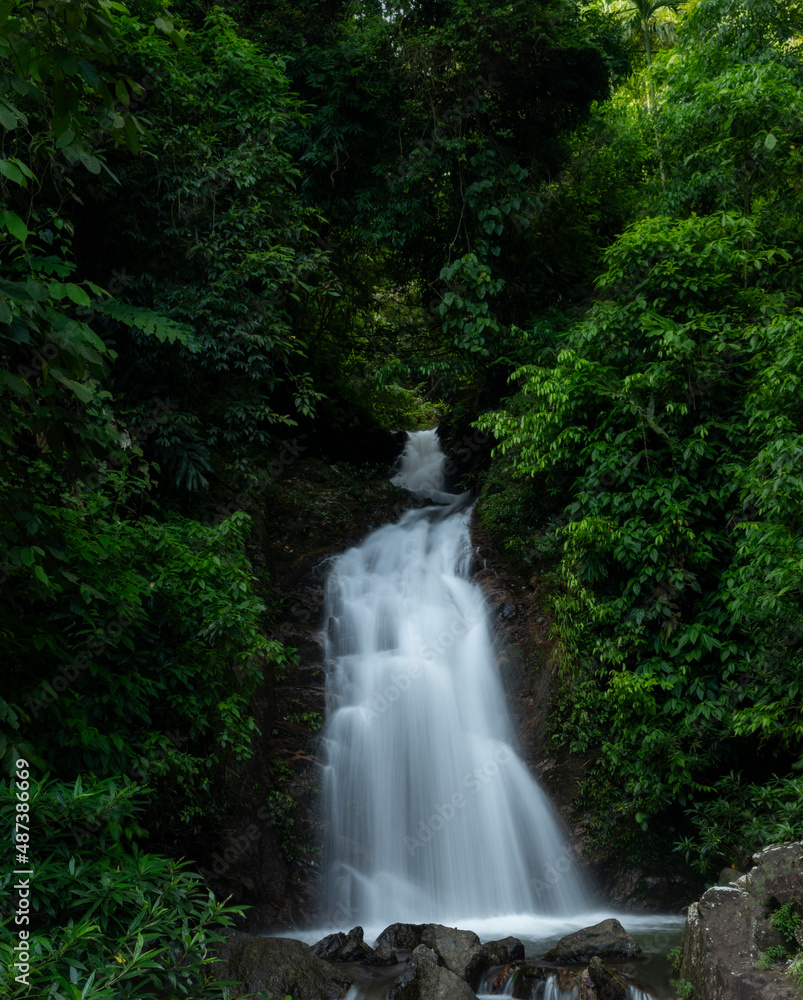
321, 429, 593, 928
533, 978, 577, 1000
388, 429, 460, 504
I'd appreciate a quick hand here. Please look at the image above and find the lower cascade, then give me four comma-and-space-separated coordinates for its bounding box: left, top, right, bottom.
321, 429, 594, 928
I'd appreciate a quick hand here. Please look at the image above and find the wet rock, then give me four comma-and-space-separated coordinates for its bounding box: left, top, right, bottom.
587, 955, 628, 1000
578, 968, 596, 999
753, 913, 787, 953
312, 930, 347, 959
595, 864, 695, 912
466, 936, 525, 989
506, 960, 548, 999
412, 944, 439, 963
362, 938, 399, 966
216, 933, 352, 1000
312, 925, 373, 962
556, 967, 584, 992
479, 936, 525, 966
489, 963, 514, 993
719, 867, 745, 885
680, 841, 803, 1000
387, 948, 476, 1000
543, 918, 642, 963
338, 925, 375, 962
420, 923, 483, 981
376, 922, 427, 952
602, 869, 642, 909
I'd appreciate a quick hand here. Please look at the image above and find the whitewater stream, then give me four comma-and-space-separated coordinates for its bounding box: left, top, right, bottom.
315, 429, 683, 998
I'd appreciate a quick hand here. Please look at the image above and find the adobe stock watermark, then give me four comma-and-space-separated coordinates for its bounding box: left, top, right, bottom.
70, 730, 190, 846
364, 610, 479, 725
529, 842, 583, 900
26, 606, 143, 719
209, 437, 306, 526
197, 775, 307, 881
386, 75, 502, 188
404, 743, 514, 855
51, 64, 165, 189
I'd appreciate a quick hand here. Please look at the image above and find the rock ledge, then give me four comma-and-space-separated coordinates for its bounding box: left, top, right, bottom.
680, 841, 803, 1000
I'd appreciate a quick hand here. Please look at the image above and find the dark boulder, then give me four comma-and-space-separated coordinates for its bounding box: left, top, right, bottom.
412, 944, 440, 964
387, 948, 476, 1000
587, 955, 629, 1000
362, 938, 399, 966
543, 918, 642, 963
311, 930, 347, 960
312, 925, 373, 962
466, 936, 525, 989
337, 926, 375, 962
376, 922, 427, 952
478, 936, 525, 967
216, 933, 352, 1000
420, 924, 483, 981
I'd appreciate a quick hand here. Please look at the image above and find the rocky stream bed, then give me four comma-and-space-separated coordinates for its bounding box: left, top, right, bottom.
214, 917, 656, 1000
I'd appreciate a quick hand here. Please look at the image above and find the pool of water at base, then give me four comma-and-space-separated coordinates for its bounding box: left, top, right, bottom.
286, 910, 686, 1000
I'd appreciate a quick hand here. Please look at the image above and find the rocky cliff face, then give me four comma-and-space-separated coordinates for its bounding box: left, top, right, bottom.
679, 842, 803, 1000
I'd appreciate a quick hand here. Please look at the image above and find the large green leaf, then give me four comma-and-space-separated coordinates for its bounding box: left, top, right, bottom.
96, 301, 201, 351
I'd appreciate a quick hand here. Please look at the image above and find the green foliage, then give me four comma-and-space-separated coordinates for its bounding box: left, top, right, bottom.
0, 777, 244, 1000
667, 945, 682, 971
656, 0, 803, 223
101, 6, 335, 464
669, 979, 694, 1000
3, 0, 803, 978
1, 467, 288, 829
757, 945, 789, 971
0, 0, 169, 169
259, 0, 624, 408
675, 773, 803, 873
0, 0, 298, 839
790, 952, 803, 990
771, 902, 802, 946
285, 712, 323, 733
478, 204, 803, 862
266, 790, 299, 860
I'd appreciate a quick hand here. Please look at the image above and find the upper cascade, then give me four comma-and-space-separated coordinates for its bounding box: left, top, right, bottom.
390, 428, 467, 504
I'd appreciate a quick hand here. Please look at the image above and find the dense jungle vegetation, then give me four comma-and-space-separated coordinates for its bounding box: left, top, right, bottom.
1, 0, 802, 996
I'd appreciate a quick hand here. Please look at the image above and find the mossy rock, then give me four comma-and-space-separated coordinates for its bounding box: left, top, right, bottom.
218, 932, 353, 999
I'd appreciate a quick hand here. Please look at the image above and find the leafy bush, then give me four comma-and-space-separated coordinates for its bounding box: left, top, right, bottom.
675, 773, 803, 873
669, 979, 694, 1000
771, 902, 802, 946
757, 945, 789, 971
477, 206, 803, 862
1, 464, 293, 834
0, 777, 247, 1000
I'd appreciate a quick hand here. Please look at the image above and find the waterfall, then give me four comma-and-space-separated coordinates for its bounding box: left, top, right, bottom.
321, 429, 593, 928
